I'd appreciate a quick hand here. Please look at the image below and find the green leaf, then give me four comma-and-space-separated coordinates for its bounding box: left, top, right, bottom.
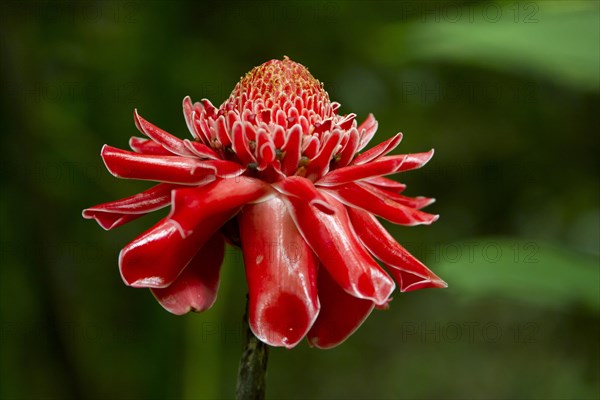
373, 1, 600, 91
431, 238, 600, 311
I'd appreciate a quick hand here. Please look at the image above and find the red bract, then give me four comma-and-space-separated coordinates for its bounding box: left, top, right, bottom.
83, 57, 446, 349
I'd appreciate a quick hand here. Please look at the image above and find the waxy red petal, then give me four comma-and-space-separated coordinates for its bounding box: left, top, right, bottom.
331, 102, 341, 114
119, 214, 230, 289
129, 137, 171, 155
283, 192, 395, 305
275, 108, 286, 127
183, 96, 209, 141
338, 113, 357, 130
101, 145, 244, 184
363, 176, 406, 193
214, 115, 232, 147
83, 212, 136, 231
231, 121, 256, 165
272, 125, 286, 148
307, 266, 374, 349
325, 182, 438, 226
353, 132, 403, 165
357, 113, 378, 151
182, 139, 221, 160
256, 129, 277, 170
226, 110, 238, 131
305, 130, 342, 181
206, 160, 247, 179
280, 124, 302, 175
379, 150, 435, 171
201, 98, 217, 118
259, 141, 276, 167
316, 150, 434, 187
347, 208, 447, 292
335, 127, 360, 168
151, 234, 225, 315
84, 213, 140, 231
239, 197, 319, 348
272, 176, 335, 214
316, 156, 406, 186
182, 96, 200, 140
357, 181, 435, 209
134, 110, 196, 157
313, 118, 331, 135
169, 178, 272, 235
193, 115, 211, 144
302, 135, 319, 159
82, 183, 177, 230
119, 177, 272, 288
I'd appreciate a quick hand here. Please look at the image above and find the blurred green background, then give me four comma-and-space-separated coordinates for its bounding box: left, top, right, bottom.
1, 1, 598, 399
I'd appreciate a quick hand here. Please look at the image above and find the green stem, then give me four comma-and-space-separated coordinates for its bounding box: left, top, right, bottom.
236, 297, 269, 400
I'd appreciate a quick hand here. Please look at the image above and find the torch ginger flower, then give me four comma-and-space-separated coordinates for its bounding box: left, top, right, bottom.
83, 57, 446, 349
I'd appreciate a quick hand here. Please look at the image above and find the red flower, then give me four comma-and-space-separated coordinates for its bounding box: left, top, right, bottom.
83, 57, 446, 349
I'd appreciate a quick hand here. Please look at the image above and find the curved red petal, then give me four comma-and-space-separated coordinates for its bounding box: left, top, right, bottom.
307, 266, 374, 349
283, 192, 395, 305
280, 124, 302, 175
231, 121, 256, 166
272, 124, 286, 148
214, 115, 232, 147
325, 182, 438, 226
256, 129, 277, 170
182, 139, 221, 160
315, 155, 405, 187
258, 141, 276, 168
357, 181, 435, 209
101, 145, 244, 184
239, 197, 319, 348
168, 177, 272, 235
363, 176, 406, 193
201, 98, 217, 118
302, 135, 319, 159
119, 177, 272, 288
134, 109, 196, 157
379, 150, 435, 171
119, 212, 233, 289
353, 132, 403, 165
182, 96, 205, 140
83, 213, 140, 231
193, 114, 211, 144
316, 149, 434, 187
347, 207, 447, 292
151, 234, 225, 315
203, 159, 247, 179
102, 145, 214, 184
357, 113, 378, 151
182, 96, 197, 139
338, 113, 356, 130
272, 176, 335, 214
129, 137, 171, 155
82, 183, 177, 230
335, 127, 359, 168
226, 110, 238, 131
331, 102, 341, 114
305, 130, 342, 181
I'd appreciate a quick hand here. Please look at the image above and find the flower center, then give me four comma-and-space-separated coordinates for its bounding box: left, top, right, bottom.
192, 57, 359, 182
222, 56, 336, 127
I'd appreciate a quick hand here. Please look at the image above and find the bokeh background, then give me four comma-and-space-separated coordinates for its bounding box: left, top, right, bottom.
1, 1, 598, 399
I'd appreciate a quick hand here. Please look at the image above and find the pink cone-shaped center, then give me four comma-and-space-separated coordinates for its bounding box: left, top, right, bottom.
222, 56, 336, 125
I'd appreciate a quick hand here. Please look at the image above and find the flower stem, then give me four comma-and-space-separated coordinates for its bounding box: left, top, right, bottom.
236, 296, 269, 400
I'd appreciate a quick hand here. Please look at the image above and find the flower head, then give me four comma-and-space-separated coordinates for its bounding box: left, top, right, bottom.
83, 57, 446, 349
